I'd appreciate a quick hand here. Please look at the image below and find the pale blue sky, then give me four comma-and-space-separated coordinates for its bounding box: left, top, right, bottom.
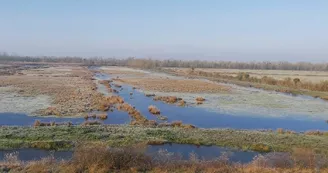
0, 0, 327, 61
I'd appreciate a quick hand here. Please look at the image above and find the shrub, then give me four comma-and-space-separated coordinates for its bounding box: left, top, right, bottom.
293, 78, 301, 85
69, 145, 152, 172
97, 113, 108, 120
277, 128, 284, 134
177, 100, 186, 106
148, 105, 160, 115
195, 97, 205, 102
304, 130, 323, 136
171, 121, 183, 127
33, 120, 41, 127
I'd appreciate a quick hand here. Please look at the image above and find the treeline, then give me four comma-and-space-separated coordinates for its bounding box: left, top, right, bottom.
1, 53, 328, 71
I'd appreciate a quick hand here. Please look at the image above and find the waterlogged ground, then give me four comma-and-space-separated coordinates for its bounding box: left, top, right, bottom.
98, 67, 328, 131
116, 82, 328, 131
0, 144, 258, 163
0, 66, 326, 163
101, 67, 328, 121
0, 69, 328, 131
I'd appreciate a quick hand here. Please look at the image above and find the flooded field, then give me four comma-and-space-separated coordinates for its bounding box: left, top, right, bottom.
94, 68, 328, 131
1, 68, 327, 131
0, 65, 327, 169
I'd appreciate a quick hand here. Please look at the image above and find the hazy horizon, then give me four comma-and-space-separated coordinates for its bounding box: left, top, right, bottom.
1, 0, 327, 62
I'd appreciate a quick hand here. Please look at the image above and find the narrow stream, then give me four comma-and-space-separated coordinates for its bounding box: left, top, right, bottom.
0, 144, 259, 163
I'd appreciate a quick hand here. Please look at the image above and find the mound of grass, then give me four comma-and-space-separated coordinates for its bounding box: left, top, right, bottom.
148, 105, 160, 115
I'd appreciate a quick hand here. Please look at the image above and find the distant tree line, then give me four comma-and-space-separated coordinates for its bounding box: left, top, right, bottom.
1, 53, 328, 71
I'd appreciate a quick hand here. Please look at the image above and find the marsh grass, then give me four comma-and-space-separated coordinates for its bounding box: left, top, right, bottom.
97, 113, 108, 120
148, 105, 160, 115
153, 96, 178, 104
33, 120, 72, 127
1, 126, 328, 154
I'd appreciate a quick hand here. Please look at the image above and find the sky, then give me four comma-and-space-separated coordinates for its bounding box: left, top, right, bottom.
0, 0, 327, 62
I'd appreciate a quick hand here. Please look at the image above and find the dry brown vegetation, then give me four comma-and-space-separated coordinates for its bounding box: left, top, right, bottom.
153, 96, 178, 104
175, 68, 328, 93
0, 66, 106, 116
2, 145, 328, 173
156, 121, 196, 129
148, 105, 161, 115
177, 99, 186, 106
119, 77, 230, 93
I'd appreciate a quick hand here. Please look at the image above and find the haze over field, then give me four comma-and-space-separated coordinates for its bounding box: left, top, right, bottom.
0, 0, 327, 62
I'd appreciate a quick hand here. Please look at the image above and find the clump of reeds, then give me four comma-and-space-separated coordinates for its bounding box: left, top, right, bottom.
171, 121, 183, 127
304, 130, 323, 136
44, 107, 61, 116
148, 105, 160, 115
105, 96, 124, 104
177, 100, 186, 106
181, 124, 196, 129
195, 97, 205, 102
153, 96, 178, 104
97, 113, 108, 120
277, 128, 296, 134
98, 102, 110, 111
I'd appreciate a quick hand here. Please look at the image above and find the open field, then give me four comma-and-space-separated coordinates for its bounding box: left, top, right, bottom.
0, 65, 104, 116
101, 66, 230, 93
168, 68, 328, 83
162, 67, 328, 100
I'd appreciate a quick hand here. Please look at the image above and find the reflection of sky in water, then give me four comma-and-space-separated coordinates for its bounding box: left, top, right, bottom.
95, 71, 328, 131
0, 144, 259, 163
148, 80, 328, 121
